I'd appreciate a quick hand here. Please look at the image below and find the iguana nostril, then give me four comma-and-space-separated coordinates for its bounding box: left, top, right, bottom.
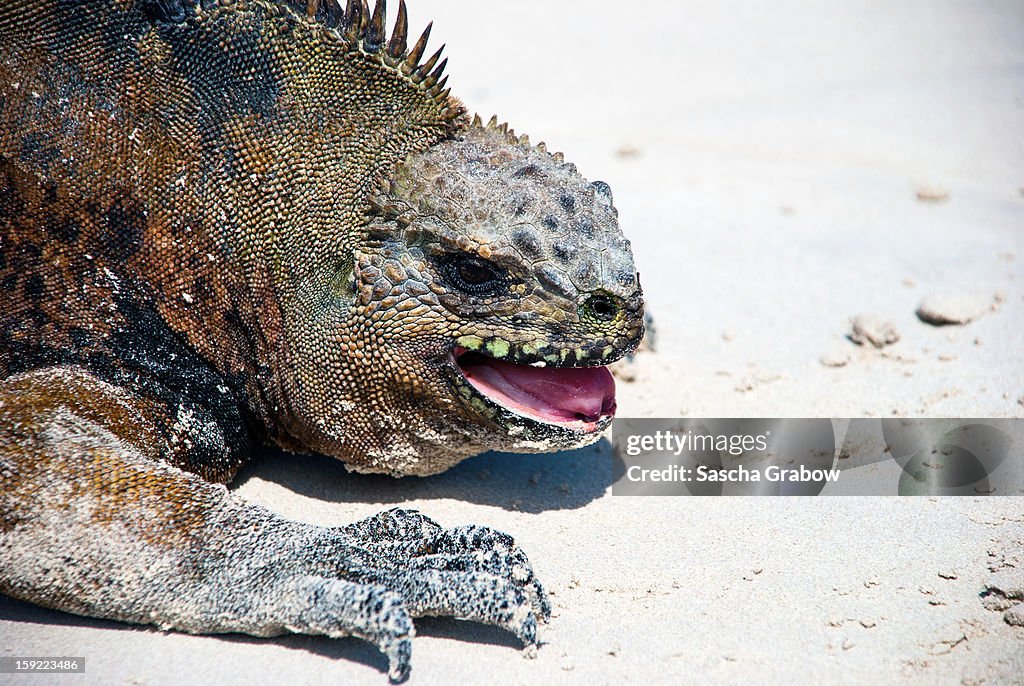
585, 293, 618, 321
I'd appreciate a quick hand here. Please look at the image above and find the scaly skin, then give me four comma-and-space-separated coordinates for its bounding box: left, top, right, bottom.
0, 0, 644, 680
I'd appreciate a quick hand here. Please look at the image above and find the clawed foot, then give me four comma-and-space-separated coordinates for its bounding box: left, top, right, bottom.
288, 508, 550, 681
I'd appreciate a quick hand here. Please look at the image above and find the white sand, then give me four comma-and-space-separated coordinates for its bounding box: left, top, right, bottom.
3, 1, 1022, 683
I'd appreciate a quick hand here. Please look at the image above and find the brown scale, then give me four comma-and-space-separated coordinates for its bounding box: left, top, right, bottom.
1, 0, 464, 452
0, 3, 641, 674
0, 161, 129, 367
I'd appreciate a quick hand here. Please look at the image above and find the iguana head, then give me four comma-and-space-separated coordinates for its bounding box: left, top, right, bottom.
232, 0, 645, 474
290, 120, 643, 475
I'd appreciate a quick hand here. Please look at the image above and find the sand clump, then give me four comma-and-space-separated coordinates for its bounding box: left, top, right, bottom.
916, 293, 1002, 326
848, 314, 900, 348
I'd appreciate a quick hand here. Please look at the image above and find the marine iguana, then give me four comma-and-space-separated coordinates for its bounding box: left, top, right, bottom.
0, 0, 644, 679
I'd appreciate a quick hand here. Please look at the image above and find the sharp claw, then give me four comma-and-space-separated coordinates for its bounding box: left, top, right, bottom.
398, 536, 552, 626
386, 636, 413, 683
334, 516, 551, 659
531, 578, 552, 621
514, 610, 538, 646
496, 586, 541, 647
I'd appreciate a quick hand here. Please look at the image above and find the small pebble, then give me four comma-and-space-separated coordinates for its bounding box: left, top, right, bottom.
615, 145, 641, 159
916, 293, 995, 326
915, 185, 950, 202
986, 569, 1024, 599
849, 314, 900, 348
820, 348, 851, 368
1005, 603, 1024, 627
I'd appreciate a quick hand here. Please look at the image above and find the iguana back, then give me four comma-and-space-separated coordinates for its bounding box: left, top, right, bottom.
1, 0, 465, 475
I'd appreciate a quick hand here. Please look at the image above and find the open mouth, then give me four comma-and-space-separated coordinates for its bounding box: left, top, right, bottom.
453, 348, 616, 430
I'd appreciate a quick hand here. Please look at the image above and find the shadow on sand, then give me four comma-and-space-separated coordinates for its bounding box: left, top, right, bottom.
0, 593, 524, 679
231, 438, 615, 514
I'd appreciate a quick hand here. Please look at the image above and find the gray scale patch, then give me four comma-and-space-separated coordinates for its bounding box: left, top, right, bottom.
535, 263, 576, 299
571, 258, 601, 292
511, 227, 544, 259
575, 216, 595, 239
558, 193, 576, 214
553, 243, 576, 262
510, 195, 532, 217
612, 266, 636, 288
512, 164, 543, 178
591, 180, 613, 202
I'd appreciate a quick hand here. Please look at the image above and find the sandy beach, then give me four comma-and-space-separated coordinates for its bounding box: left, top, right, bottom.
2, 1, 1022, 683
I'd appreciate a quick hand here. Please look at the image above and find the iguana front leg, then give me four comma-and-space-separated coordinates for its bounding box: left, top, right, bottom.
0, 367, 548, 682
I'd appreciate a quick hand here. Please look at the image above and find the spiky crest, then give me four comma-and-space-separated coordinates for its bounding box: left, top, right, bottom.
291, 0, 460, 121
468, 112, 564, 161
145, 0, 462, 122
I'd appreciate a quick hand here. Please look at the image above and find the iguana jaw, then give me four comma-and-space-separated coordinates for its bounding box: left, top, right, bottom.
450, 347, 616, 433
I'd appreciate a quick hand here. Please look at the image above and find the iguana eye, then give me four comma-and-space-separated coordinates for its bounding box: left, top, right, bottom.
440, 254, 508, 296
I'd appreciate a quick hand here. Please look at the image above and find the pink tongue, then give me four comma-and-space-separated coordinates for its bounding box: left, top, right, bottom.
459, 355, 616, 425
